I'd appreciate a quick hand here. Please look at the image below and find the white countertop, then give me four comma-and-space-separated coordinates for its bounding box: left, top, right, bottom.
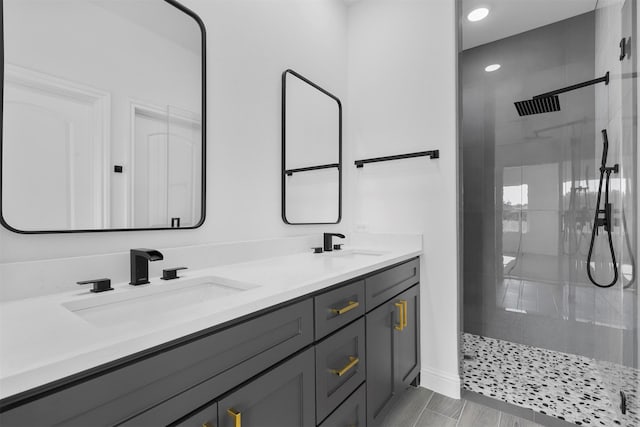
0, 245, 421, 401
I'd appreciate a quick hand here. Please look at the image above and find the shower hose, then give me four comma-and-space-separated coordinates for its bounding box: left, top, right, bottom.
586, 129, 619, 288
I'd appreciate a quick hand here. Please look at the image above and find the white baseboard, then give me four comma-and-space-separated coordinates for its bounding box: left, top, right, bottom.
420, 366, 461, 399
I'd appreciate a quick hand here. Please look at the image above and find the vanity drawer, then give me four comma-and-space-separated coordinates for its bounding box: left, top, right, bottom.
318, 384, 366, 427
0, 299, 313, 427
172, 402, 217, 427
315, 317, 366, 423
315, 280, 365, 339
365, 258, 419, 310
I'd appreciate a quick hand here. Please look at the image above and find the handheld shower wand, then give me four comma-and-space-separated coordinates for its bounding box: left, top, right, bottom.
586, 129, 619, 288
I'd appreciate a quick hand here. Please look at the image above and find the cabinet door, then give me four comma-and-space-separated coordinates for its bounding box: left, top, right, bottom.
366, 285, 421, 427
394, 285, 420, 390
217, 348, 315, 427
365, 298, 400, 427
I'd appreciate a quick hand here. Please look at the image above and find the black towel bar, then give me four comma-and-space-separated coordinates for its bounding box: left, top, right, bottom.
354, 150, 439, 168
285, 163, 340, 176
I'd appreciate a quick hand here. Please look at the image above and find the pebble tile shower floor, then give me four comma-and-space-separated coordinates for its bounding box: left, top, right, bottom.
462, 333, 639, 427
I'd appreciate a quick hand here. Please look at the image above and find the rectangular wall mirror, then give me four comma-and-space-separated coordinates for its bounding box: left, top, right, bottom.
282, 69, 342, 225
0, 0, 206, 233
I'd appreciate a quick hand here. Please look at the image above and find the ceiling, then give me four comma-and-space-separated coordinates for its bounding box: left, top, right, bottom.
93, 0, 201, 54
462, 0, 598, 50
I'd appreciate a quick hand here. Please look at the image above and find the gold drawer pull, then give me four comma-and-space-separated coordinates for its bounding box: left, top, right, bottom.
331, 301, 360, 315
401, 300, 408, 329
202, 423, 213, 427
330, 356, 360, 376
227, 408, 241, 427
394, 302, 404, 331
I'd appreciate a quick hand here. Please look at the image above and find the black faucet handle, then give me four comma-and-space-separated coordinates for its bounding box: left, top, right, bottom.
333, 244, 343, 250
312, 247, 324, 254
77, 278, 113, 293
162, 267, 188, 280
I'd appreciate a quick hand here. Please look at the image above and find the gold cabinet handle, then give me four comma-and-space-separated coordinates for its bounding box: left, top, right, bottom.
330, 356, 360, 376
331, 301, 359, 315
227, 408, 241, 427
202, 423, 213, 427
402, 300, 408, 329
394, 302, 404, 331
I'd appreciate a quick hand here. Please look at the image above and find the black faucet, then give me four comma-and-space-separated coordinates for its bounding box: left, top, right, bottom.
130, 248, 164, 286
323, 233, 345, 252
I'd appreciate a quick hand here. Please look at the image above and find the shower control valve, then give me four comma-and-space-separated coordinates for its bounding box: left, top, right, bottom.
601, 163, 619, 175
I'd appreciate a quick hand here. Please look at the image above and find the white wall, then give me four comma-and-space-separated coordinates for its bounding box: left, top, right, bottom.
0, 0, 350, 263
347, 0, 460, 397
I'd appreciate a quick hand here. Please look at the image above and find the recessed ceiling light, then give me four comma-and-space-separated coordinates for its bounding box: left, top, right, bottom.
467, 7, 489, 22
485, 64, 501, 72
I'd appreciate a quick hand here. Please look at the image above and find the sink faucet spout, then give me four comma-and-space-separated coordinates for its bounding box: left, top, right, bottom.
323, 233, 345, 252
130, 248, 164, 286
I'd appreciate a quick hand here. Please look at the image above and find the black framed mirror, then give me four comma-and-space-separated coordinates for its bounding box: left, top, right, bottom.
281, 69, 342, 225
0, 0, 206, 233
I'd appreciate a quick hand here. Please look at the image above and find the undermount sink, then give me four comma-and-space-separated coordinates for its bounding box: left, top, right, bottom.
63, 276, 260, 327
323, 249, 387, 258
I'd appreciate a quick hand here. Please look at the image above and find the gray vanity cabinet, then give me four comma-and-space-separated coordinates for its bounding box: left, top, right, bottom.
218, 348, 316, 427
0, 257, 421, 427
365, 284, 420, 427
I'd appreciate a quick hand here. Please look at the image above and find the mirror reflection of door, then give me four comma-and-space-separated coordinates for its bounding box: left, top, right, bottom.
132, 105, 201, 229
2, 66, 109, 231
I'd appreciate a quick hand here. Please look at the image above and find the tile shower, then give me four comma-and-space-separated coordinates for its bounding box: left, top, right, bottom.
461, 3, 638, 426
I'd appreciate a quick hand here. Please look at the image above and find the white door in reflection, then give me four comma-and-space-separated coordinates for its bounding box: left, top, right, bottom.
132, 105, 200, 228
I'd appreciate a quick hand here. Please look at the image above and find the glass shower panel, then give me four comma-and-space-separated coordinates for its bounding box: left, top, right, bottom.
461, 3, 638, 424
593, 0, 638, 421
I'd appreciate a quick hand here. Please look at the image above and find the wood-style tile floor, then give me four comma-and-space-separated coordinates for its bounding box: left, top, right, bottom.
380, 387, 544, 427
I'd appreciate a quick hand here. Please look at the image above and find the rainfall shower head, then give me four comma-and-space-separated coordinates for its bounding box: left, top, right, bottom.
514, 95, 561, 116
514, 72, 609, 117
